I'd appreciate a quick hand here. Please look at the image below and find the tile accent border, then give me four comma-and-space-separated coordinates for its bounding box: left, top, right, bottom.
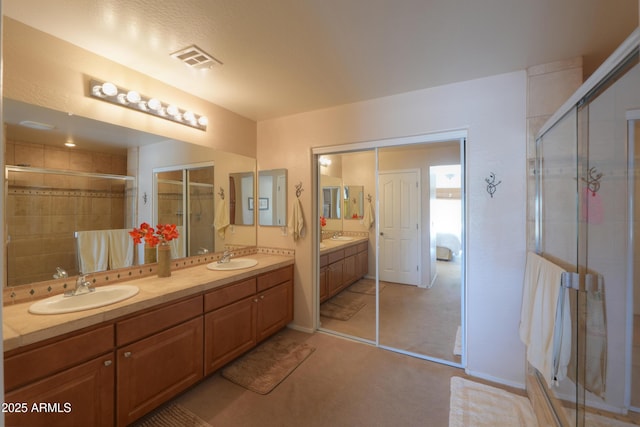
3, 246, 294, 306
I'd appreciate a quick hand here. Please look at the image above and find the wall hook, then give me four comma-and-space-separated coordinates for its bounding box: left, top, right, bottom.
295, 182, 304, 198
485, 172, 501, 198
218, 187, 225, 200
581, 166, 602, 195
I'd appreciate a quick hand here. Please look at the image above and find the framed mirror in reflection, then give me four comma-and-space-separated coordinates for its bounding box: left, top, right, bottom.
229, 171, 255, 226
343, 185, 364, 219
258, 169, 287, 226
3, 99, 257, 289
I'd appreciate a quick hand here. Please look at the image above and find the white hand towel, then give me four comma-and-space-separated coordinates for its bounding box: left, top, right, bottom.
362, 201, 375, 229
214, 199, 230, 239
107, 229, 134, 269
288, 198, 305, 241
76, 230, 109, 274
169, 226, 185, 259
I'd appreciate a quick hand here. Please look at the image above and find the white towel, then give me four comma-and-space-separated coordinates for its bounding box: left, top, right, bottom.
76, 230, 109, 274
106, 229, 134, 269
362, 201, 375, 229
214, 199, 230, 239
169, 226, 185, 259
520, 252, 567, 386
288, 198, 305, 241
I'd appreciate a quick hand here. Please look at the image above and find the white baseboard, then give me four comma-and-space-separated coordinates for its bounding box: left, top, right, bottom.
464, 368, 526, 391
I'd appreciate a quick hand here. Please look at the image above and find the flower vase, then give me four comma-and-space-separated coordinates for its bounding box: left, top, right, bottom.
157, 242, 171, 277
144, 244, 157, 264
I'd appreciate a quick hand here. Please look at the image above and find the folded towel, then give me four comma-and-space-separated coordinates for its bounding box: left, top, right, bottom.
362, 201, 375, 229
107, 229, 134, 269
214, 199, 230, 239
76, 230, 109, 274
288, 198, 305, 241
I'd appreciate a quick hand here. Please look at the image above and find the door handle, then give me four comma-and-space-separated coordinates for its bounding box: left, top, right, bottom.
380, 232, 384, 236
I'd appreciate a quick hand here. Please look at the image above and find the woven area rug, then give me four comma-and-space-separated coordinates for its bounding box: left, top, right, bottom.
222, 333, 315, 394
320, 292, 366, 320
347, 278, 387, 295
132, 403, 211, 427
449, 377, 538, 427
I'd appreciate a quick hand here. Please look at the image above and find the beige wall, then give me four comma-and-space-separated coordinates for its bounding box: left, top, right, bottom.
3, 17, 257, 158
257, 70, 529, 387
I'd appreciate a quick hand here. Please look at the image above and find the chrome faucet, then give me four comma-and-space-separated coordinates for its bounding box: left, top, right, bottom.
65, 275, 94, 297
218, 250, 232, 264
53, 267, 68, 279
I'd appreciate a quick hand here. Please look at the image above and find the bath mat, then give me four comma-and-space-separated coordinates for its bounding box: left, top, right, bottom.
453, 325, 462, 356
449, 376, 538, 427
347, 278, 387, 295
221, 333, 315, 395
132, 403, 211, 427
320, 292, 366, 320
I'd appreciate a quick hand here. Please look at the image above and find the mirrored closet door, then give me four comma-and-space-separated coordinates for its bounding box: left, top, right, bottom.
315, 134, 465, 367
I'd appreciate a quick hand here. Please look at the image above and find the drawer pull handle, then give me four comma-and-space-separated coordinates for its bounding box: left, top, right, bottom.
104, 360, 112, 367
124, 351, 132, 358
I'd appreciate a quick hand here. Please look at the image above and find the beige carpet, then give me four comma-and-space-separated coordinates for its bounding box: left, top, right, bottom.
320, 292, 367, 321
564, 409, 639, 427
449, 376, 538, 427
347, 278, 387, 295
132, 403, 211, 427
221, 333, 315, 394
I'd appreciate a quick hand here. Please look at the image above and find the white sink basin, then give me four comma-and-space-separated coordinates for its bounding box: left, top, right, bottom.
320, 243, 326, 249
29, 285, 139, 315
331, 236, 354, 241
207, 258, 259, 271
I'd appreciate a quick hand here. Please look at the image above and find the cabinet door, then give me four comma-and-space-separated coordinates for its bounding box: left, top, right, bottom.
117, 317, 203, 426
327, 259, 344, 297
319, 266, 328, 302
356, 249, 369, 278
204, 296, 257, 375
256, 280, 293, 343
343, 255, 357, 287
5, 353, 114, 427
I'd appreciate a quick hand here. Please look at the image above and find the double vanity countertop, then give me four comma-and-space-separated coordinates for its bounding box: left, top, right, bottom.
3, 253, 294, 352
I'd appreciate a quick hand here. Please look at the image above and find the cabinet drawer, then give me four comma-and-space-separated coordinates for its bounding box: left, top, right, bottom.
5, 324, 114, 392
204, 278, 256, 312
116, 295, 202, 346
327, 249, 345, 264
320, 254, 328, 268
344, 245, 357, 257
257, 265, 293, 292
357, 242, 368, 253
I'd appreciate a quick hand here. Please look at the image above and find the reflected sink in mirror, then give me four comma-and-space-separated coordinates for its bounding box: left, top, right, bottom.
331, 236, 354, 241
320, 243, 326, 249
206, 258, 259, 271
29, 285, 139, 315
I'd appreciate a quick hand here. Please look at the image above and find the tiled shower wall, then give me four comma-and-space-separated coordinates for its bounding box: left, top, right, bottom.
5, 140, 129, 286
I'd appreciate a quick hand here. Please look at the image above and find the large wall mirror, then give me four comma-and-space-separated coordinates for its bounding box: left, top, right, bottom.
258, 168, 287, 226
3, 99, 257, 289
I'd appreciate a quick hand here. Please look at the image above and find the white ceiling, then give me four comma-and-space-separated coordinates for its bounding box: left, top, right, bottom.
3, 0, 638, 121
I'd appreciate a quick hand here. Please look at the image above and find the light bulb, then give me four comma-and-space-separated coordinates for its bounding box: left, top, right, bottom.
147, 98, 161, 111
166, 104, 180, 117
126, 91, 141, 103
183, 111, 195, 123
101, 82, 118, 97
197, 116, 208, 127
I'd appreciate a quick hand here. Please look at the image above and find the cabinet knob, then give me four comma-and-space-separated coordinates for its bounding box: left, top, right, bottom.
260, 295, 265, 300
104, 360, 112, 367
253, 298, 258, 303
124, 351, 132, 358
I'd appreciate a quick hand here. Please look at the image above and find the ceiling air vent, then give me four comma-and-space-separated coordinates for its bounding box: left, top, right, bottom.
170, 45, 222, 70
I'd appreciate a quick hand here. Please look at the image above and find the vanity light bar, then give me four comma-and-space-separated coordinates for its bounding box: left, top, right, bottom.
89, 79, 208, 131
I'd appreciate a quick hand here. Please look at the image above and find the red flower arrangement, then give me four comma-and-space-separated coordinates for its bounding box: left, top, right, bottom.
320, 216, 327, 228
129, 222, 179, 248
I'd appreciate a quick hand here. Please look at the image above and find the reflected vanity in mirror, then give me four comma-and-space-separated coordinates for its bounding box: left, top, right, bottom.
343, 185, 364, 219
258, 168, 287, 226
3, 99, 258, 291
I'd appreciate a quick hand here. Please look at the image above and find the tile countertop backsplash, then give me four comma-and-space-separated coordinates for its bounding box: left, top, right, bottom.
3, 251, 294, 352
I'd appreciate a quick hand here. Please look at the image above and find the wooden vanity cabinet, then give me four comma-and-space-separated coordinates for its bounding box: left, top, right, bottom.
4, 325, 115, 427
356, 242, 369, 278
319, 254, 329, 301
322, 241, 369, 302
204, 265, 293, 374
115, 296, 203, 427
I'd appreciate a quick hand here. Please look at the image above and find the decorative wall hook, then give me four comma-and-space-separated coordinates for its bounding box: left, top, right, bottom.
581, 166, 602, 195
218, 187, 225, 200
295, 182, 304, 198
367, 194, 372, 203
485, 172, 501, 198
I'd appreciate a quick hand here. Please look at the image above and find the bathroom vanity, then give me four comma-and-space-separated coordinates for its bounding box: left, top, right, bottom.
319, 237, 369, 302
3, 254, 293, 427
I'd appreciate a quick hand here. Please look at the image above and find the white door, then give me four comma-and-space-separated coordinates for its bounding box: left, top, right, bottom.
378, 170, 421, 285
